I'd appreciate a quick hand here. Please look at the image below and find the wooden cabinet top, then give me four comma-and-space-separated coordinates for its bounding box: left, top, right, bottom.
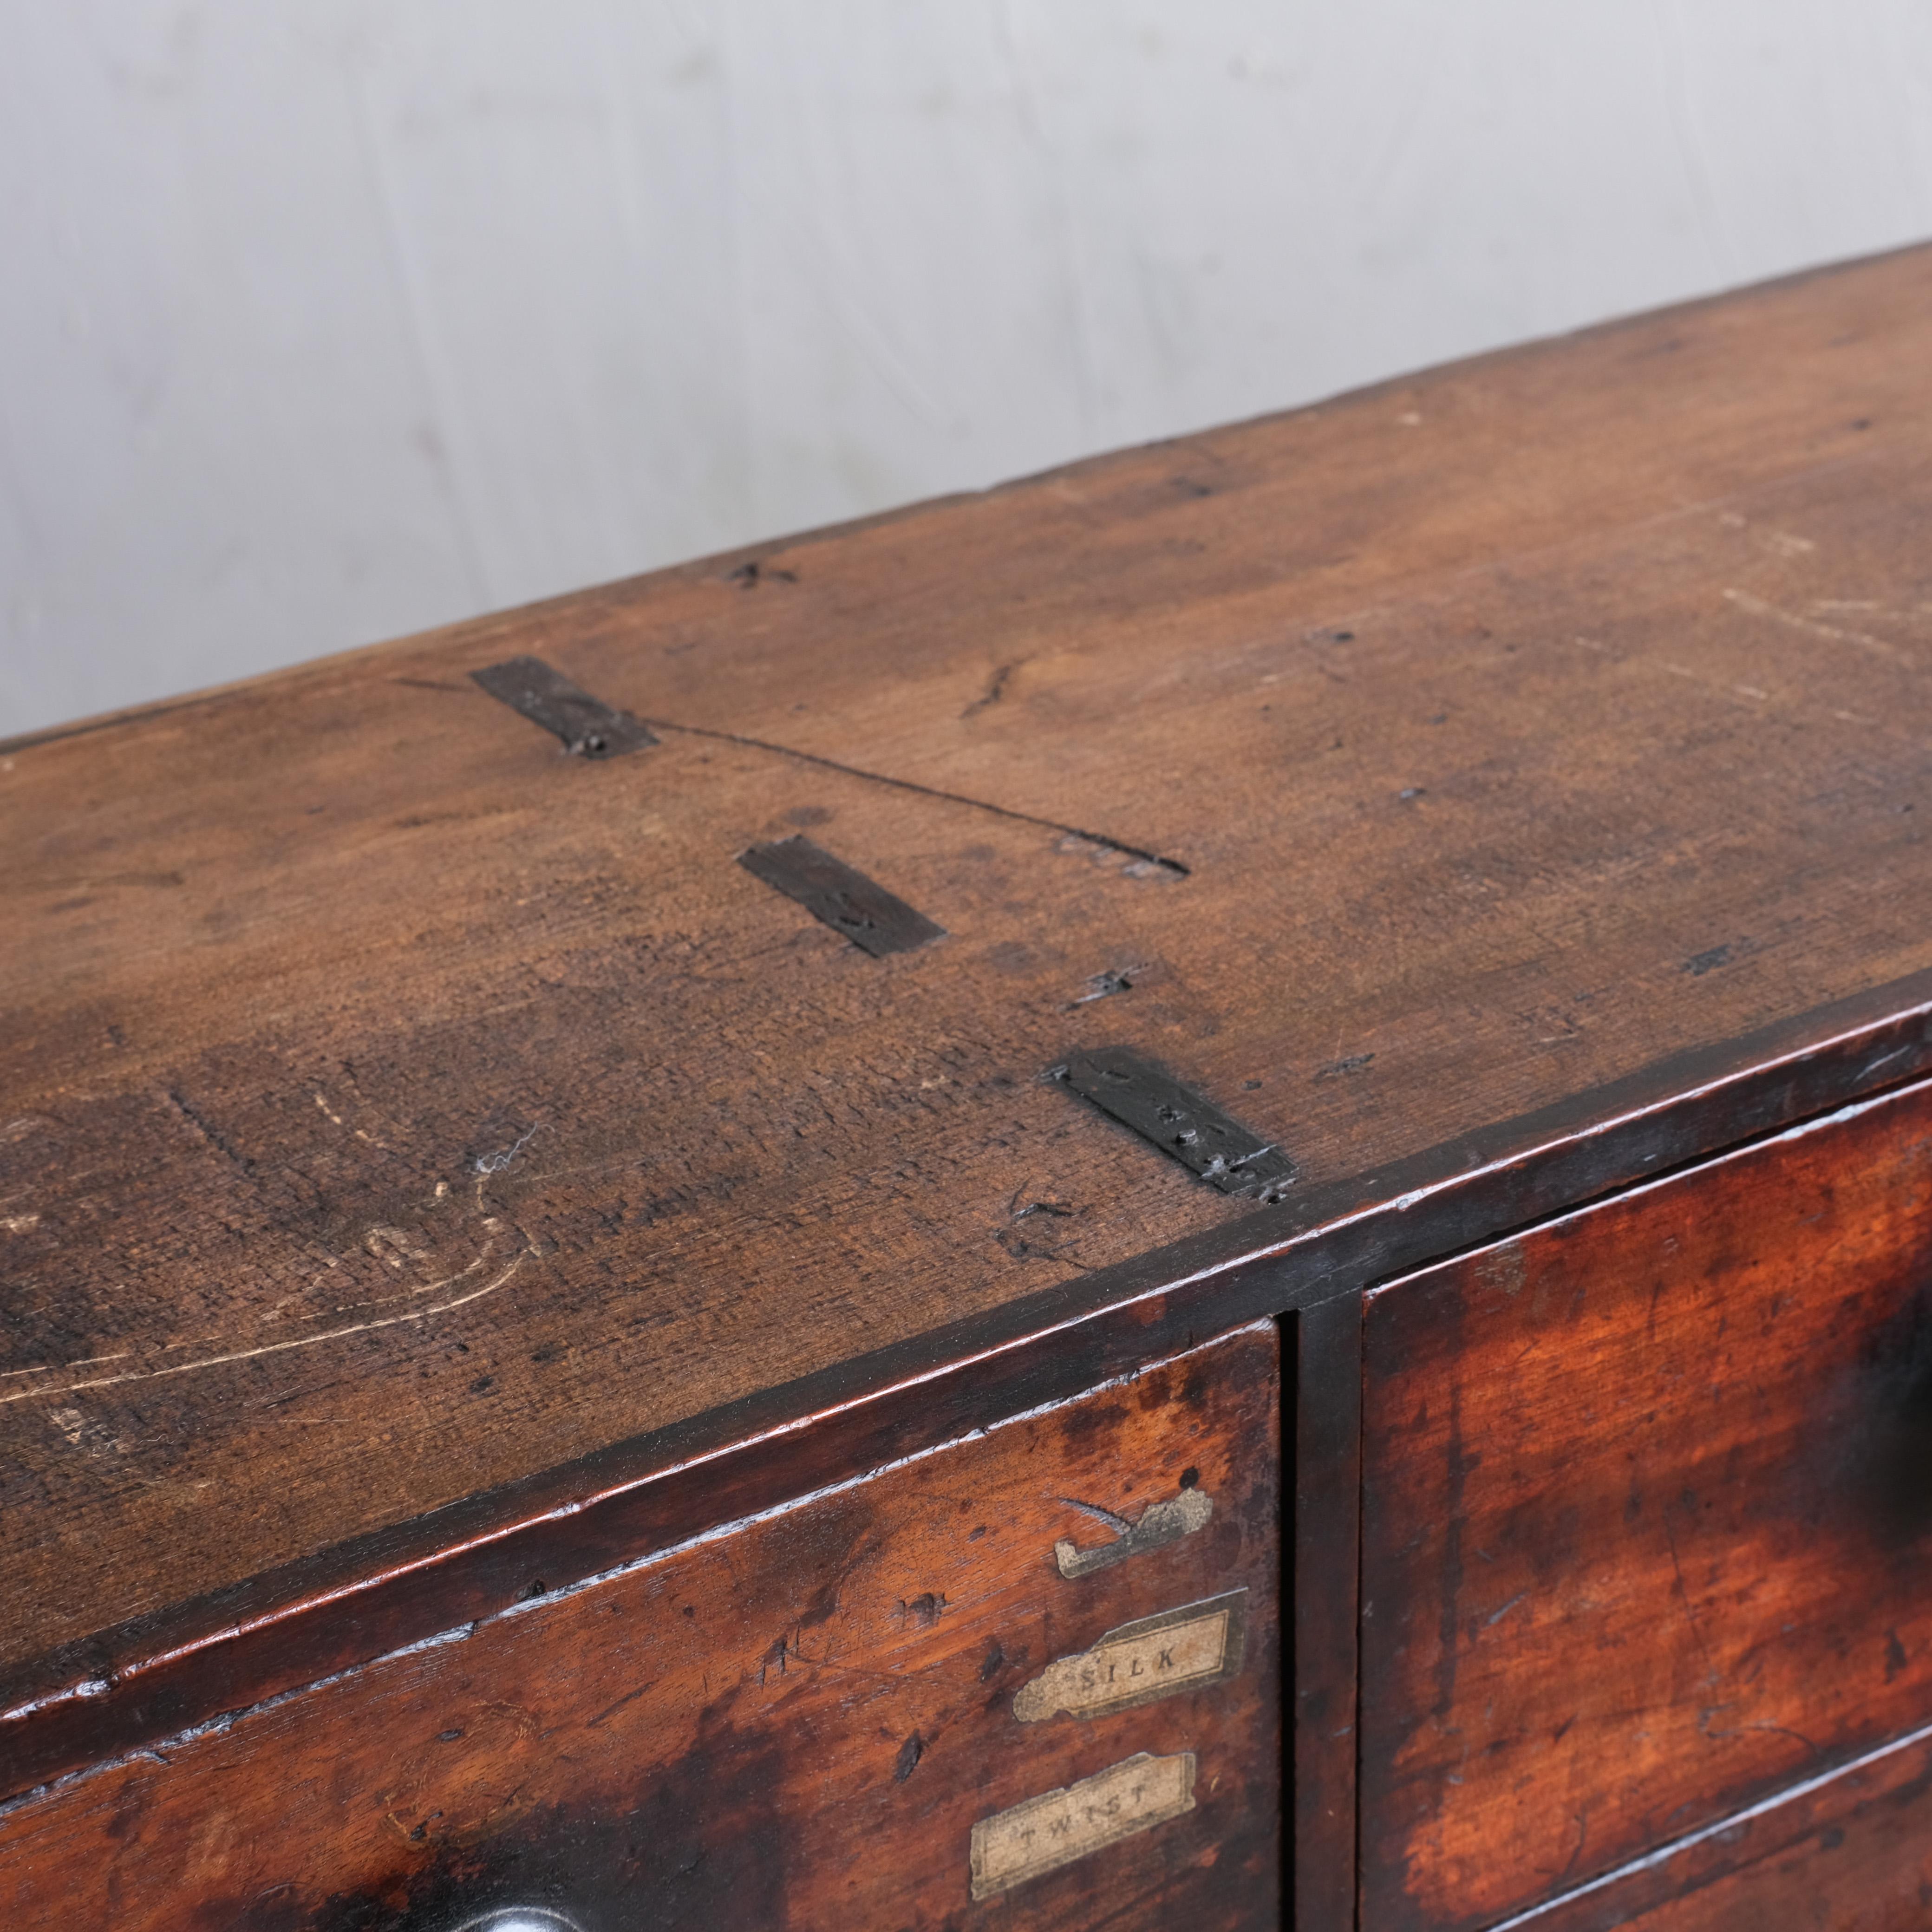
7, 242, 1932, 1703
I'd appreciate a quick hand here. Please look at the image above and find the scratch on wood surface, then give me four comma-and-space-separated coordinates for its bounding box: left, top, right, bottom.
472, 1125, 540, 1174
1, 1175, 534, 1409
5, 1253, 529, 1410
313, 1090, 388, 1148
1722, 587, 1912, 665
1811, 599, 1932, 623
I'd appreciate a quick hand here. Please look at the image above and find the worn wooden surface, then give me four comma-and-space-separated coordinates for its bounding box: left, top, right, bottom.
8, 242, 1932, 1694
0, 1325, 1280, 1932
13, 983, 1932, 1803
1510, 1716, 1932, 1932
1358, 1075, 1932, 1931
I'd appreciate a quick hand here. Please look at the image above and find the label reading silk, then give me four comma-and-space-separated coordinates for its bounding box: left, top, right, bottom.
1012, 1590, 1247, 1723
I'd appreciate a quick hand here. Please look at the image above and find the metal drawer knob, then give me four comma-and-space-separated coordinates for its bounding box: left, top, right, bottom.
446, 1913, 581, 1932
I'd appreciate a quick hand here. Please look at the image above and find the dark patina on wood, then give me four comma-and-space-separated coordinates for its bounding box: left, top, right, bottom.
1359, 1076, 1932, 1931
6, 970, 1932, 1806
7, 245, 1932, 1930
0, 1326, 1281, 1932
9, 247, 1932, 1699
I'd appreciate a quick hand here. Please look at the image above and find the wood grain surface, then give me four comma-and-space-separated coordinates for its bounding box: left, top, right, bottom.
1507, 1716, 1932, 1932
10, 991, 1928, 1803
8, 242, 1932, 1692
0, 1324, 1280, 1932
1358, 1076, 1932, 1930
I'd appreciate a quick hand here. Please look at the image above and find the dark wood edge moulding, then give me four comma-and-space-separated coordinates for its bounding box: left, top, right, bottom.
7, 966, 1932, 1804
1292, 1294, 1364, 1932
1479, 1711, 1932, 1931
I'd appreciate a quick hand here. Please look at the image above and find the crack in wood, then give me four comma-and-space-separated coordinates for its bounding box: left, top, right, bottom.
641, 716, 1188, 877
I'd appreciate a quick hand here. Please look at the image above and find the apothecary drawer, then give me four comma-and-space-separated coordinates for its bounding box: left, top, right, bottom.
0, 1323, 1280, 1932
1358, 1078, 1932, 1932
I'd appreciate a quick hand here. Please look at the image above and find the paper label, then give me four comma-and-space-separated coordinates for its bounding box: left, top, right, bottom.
1055, 1484, 1213, 1577
969, 1751, 1196, 1899
1012, 1590, 1247, 1723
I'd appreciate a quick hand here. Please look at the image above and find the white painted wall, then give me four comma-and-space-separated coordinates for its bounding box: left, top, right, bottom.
5, 1, 1932, 736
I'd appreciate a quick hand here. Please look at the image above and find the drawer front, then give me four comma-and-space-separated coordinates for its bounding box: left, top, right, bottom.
1509, 1716, 1932, 1932
1358, 1077, 1932, 1931
0, 1323, 1279, 1932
